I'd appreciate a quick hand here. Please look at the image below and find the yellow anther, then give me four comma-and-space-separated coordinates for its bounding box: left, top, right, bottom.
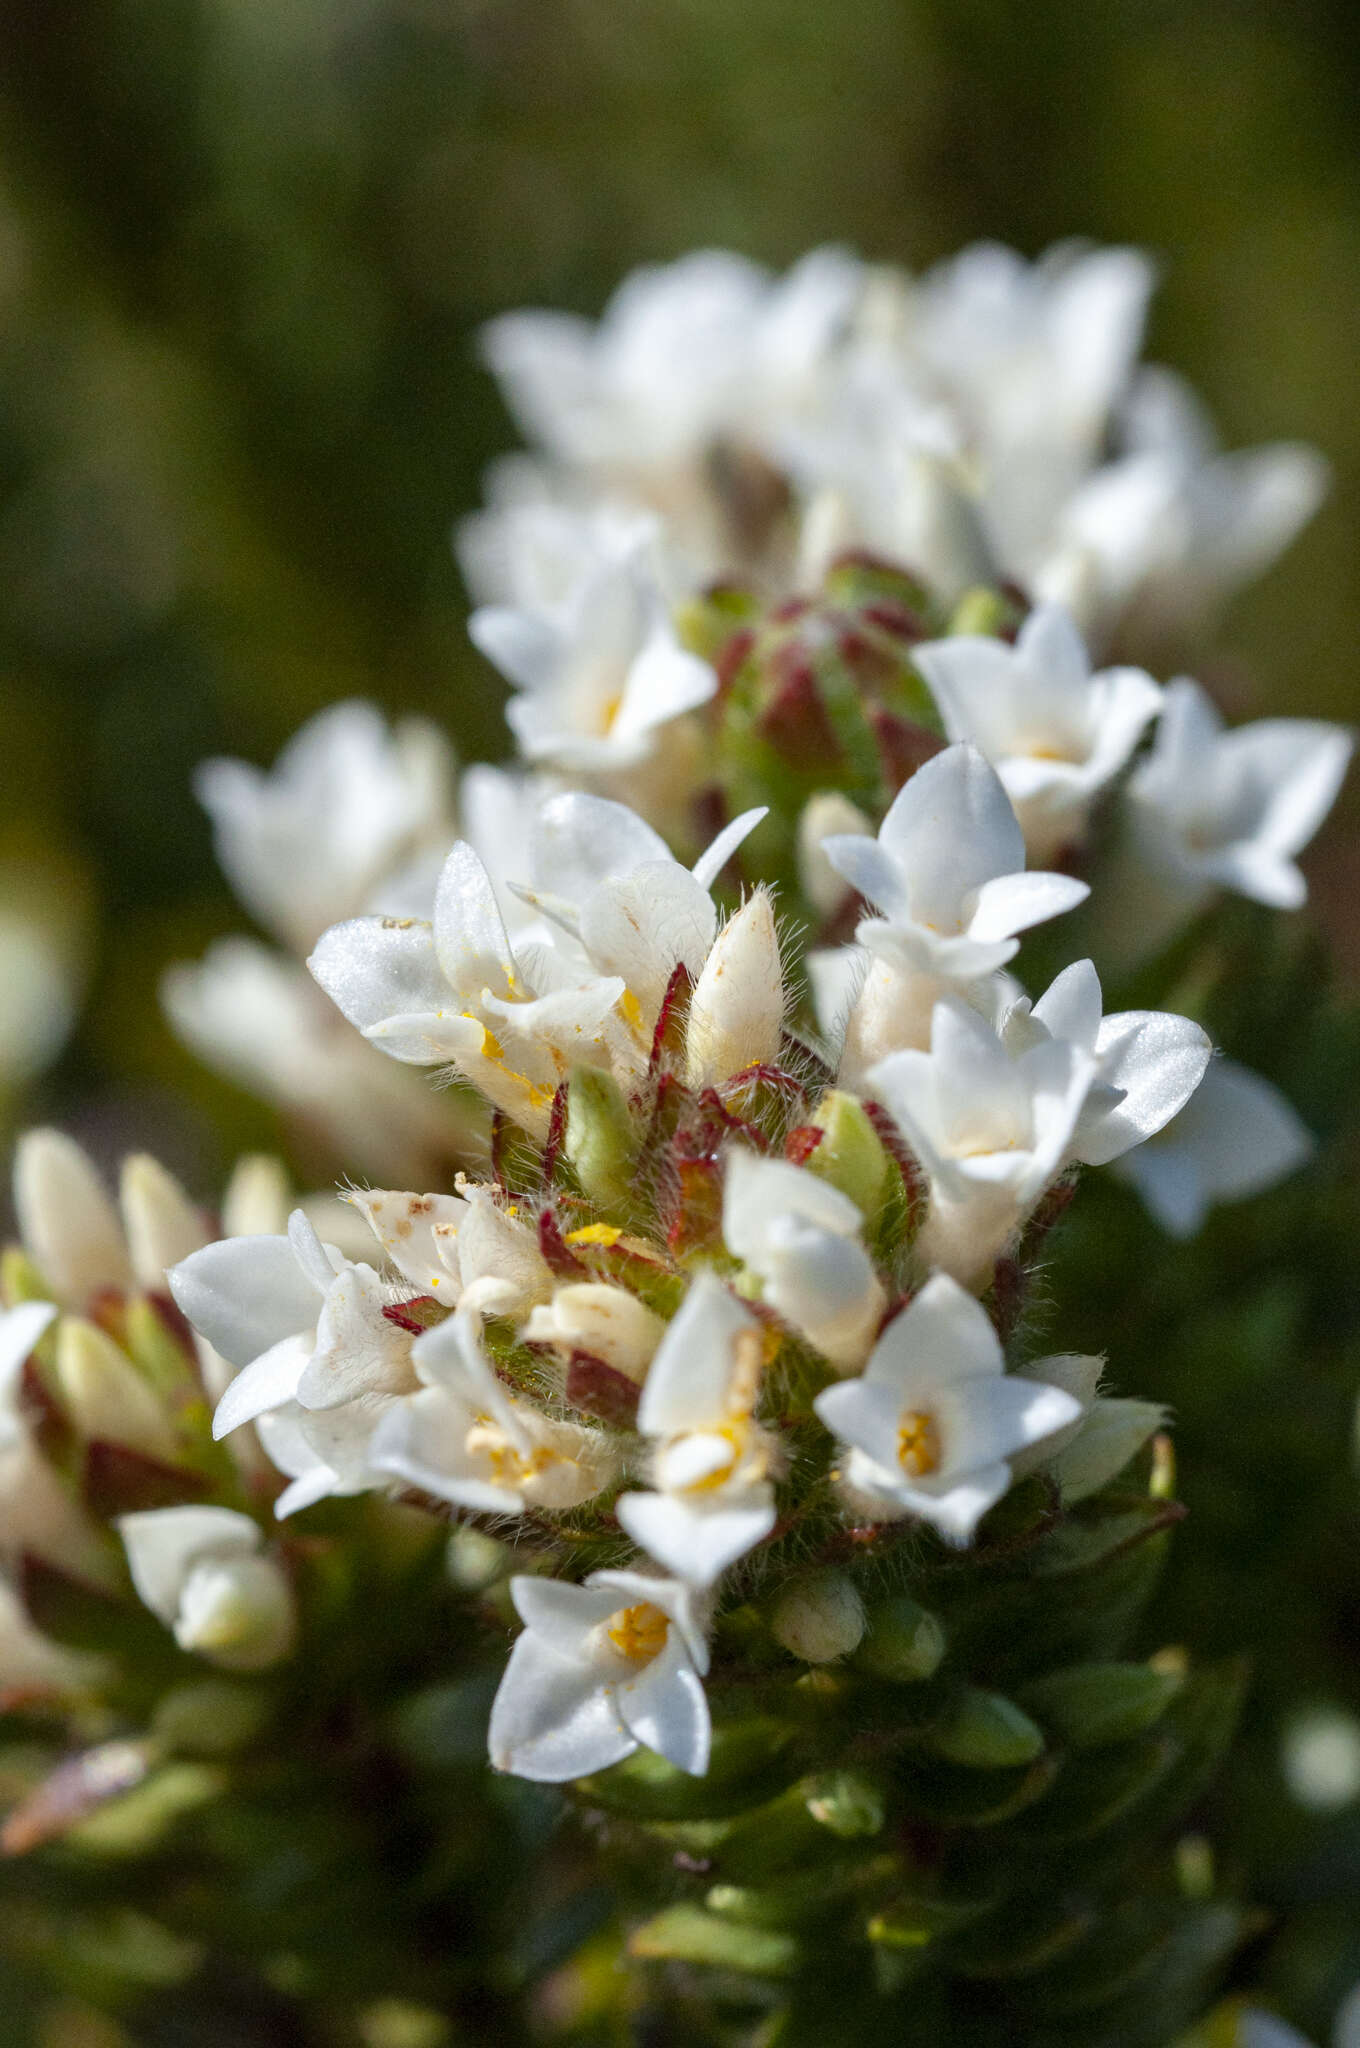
564, 1223, 624, 1248
606, 1602, 669, 1665
897, 1409, 940, 1477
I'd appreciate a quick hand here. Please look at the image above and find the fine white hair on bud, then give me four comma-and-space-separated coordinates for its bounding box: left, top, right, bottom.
683, 887, 785, 1088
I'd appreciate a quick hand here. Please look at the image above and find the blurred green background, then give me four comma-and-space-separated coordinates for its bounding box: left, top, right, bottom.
0, 0, 1357, 1188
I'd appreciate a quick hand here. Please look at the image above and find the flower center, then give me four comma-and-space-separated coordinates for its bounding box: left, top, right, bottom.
467, 1421, 557, 1488
605, 1602, 669, 1666
897, 1408, 940, 1477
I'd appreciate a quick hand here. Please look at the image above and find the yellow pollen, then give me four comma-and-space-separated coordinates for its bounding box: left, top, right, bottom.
565, 1223, 624, 1247
618, 988, 644, 1032
598, 692, 624, 735
897, 1409, 940, 1477
467, 1422, 557, 1487
606, 1602, 669, 1664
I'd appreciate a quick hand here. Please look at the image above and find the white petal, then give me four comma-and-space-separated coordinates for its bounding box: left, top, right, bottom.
1031, 958, 1104, 1051
636, 1273, 759, 1435
509, 1574, 621, 1653
865, 1272, 1002, 1394
936, 1373, 1083, 1474
345, 1188, 468, 1293
616, 1490, 774, 1587
616, 1630, 711, 1774
468, 605, 562, 692
899, 1462, 1013, 1546
0, 1300, 58, 1397
533, 792, 672, 904
691, 807, 769, 892
308, 916, 450, 1044
684, 889, 785, 1088
611, 624, 716, 742
1076, 1011, 1212, 1165
433, 840, 517, 1002
880, 745, 1026, 930
212, 1333, 313, 1438
967, 870, 1089, 943
170, 1234, 324, 1369
119, 1156, 208, 1292
488, 1630, 633, 1783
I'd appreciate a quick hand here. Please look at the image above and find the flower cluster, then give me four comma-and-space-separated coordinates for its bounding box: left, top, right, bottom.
0, 239, 1352, 2043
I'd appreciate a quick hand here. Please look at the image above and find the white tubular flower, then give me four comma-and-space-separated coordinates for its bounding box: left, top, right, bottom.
616, 1273, 776, 1588
813, 1273, 1083, 1544
722, 1150, 884, 1371
163, 940, 474, 1187
911, 606, 1163, 863
997, 958, 1212, 1167
684, 889, 786, 1089
308, 839, 628, 1138
823, 744, 1089, 983
0, 1301, 112, 1585
488, 1568, 711, 1782
368, 1311, 619, 1513
1119, 679, 1352, 928
515, 791, 767, 1048
1111, 1058, 1314, 1238
119, 1507, 296, 1672
869, 996, 1094, 1287
194, 701, 455, 953
470, 540, 717, 771
523, 1283, 665, 1383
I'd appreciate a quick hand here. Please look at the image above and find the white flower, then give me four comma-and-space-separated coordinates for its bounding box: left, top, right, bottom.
813, 1273, 1082, 1543
0, 1300, 112, 1585
995, 958, 1212, 1167
488, 1568, 710, 1782
368, 1311, 619, 1513
513, 790, 768, 1048
345, 1181, 554, 1321
868, 995, 1094, 1286
912, 606, 1163, 863
163, 939, 476, 1186
1122, 678, 1352, 918
308, 839, 628, 1137
174, 1209, 420, 1517
119, 1507, 296, 1671
12, 1128, 211, 1311
1008, 1351, 1166, 1504
457, 474, 660, 619
823, 744, 1089, 982
616, 1273, 776, 1588
1039, 365, 1330, 640
1111, 1058, 1314, 1237
195, 701, 455, 952
482, 246, 861, 484
470, 538, 717, 771
722, 1150, 884, 1370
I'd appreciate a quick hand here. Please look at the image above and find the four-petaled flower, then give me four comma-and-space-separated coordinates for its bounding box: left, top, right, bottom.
488, 1569, 711, 1782
814, 1273, 1083, 1543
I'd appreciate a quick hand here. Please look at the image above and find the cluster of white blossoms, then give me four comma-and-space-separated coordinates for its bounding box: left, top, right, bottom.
2, 241, 1352, 1801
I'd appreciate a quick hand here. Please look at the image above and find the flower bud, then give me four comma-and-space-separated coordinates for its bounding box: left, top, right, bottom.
796, 794, 872, 918
1048, 1397, 1168, 1503
804, 1089, 896, 1223
523, 1282, 664, 1383
768, 1569, 865, 1664
55, 1318, 178, 1463
119, 1507, 296, 1673
119, 1155, 208, 1294
1018, 1661, 1183, 1750
853, 1594, 946, 1683
13, 1129, 131, 1307
685, 889, 784, 1089
563, 1067, 640, 1216
221, 1154, 292, 1238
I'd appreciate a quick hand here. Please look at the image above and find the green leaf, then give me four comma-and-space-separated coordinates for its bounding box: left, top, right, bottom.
1018, 1662, 1184, 1749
